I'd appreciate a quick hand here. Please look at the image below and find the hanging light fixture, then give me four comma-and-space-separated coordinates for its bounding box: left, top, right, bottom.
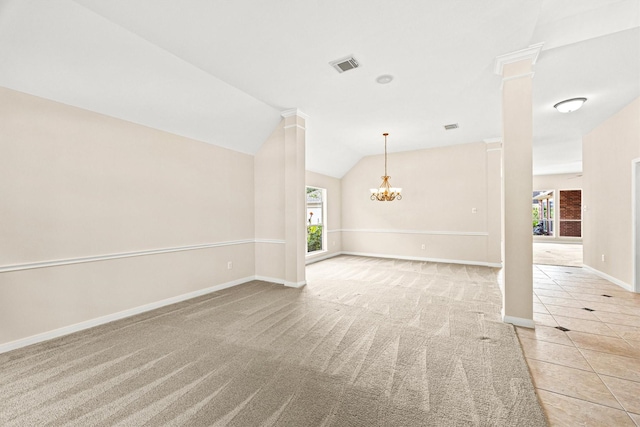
370, 133, 402, 201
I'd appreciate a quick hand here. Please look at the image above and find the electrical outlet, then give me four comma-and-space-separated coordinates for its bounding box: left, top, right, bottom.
471, 207, 477, 214
601, 254, 605, 262
227, 261, 233, 270
421, 244, 425, 250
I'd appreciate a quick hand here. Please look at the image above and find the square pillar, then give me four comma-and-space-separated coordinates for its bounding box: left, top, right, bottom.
495, 44, 543, 328
282, 109, 308, 288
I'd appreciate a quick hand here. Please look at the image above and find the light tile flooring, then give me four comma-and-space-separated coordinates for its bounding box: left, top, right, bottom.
516, 264, 640, 426
533, 242, 583, 267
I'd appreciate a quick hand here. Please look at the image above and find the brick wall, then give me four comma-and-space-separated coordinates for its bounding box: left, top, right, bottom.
559, 221, 581, 237
559, 190, 582, 237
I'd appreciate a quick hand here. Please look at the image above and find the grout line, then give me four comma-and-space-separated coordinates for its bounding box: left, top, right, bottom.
530, 381, 626, 411
536, 388, 633, 418
595, 370, 631, 415
523, 352, 595, 373
531, 264, 640, 423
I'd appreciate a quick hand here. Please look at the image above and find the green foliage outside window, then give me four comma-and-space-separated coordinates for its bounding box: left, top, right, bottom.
307, 225, 323, 252
532, 207, 539, 227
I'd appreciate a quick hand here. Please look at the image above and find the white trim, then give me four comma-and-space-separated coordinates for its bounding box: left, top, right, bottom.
501, 72, 535, 82
283, 124, 305, 130
326, 229, 341, 234
340, 228, 488, 236
486, 148, 502, 152
284, 280, 306, 288
494, 43, 544, 75
0, 275, 255, 354
281, 108, 309, 120
633, 158, 640, 292
341, 251, 502, 268
483, 137, 502, 144
305, 252, 341, 265
0, 240, 255, 273
582, 264, 633, 292
254, 275, 285, 285
254, 239, 286, 244
255, 276, 308, 289
503, 315, 535, 329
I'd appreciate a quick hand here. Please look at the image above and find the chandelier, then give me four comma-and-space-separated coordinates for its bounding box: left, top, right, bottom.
370, 133, 402, 201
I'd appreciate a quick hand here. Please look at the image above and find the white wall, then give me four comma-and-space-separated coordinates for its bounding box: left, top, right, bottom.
0, 87, 256, 348
582, 97, 640, 288
340, 142, 501, 266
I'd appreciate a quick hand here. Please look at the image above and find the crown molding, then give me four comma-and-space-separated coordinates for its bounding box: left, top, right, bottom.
483, 137, 502, 144
281, 108, 309, 120
494, 43, 544, 75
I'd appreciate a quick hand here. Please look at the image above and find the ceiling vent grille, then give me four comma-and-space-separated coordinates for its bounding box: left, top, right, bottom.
329, 56, 359, 73
444, 123, 459, 130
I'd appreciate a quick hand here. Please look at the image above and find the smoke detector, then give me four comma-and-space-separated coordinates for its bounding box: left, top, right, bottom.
444, 123, 459, 130
329, 56, 359, 73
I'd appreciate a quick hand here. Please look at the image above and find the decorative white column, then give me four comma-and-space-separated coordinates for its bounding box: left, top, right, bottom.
495, 43, 543, 328
281, 109, 308, 288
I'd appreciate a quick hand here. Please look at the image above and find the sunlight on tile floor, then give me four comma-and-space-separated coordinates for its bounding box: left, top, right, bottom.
533, 242, 583, 267
517, 265, 640, 426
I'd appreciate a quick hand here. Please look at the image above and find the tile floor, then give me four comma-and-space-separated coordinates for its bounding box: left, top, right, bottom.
516, 264, 640, 426
533, 242, 583, 267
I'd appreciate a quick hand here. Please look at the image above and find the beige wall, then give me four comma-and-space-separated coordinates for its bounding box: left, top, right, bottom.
582, 97, 640, 288
533, 173, 583, 191
340, 142, 500, 266
254, 122, 286, 281
0, 87, 256, 347
306, 170, 342, 262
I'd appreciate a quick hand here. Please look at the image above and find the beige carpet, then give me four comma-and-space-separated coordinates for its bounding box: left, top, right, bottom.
0, 255, 547, 426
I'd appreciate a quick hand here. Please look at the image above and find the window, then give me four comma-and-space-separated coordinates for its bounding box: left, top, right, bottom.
559, 189, 582, 237
532, 190, 554, 236
306, 186, 326, 253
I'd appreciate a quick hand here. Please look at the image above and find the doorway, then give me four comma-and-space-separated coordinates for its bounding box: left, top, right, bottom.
532, 188, 583, 267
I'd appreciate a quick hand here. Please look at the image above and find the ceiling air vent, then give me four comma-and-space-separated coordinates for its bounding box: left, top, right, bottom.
329, 56, 359, 73
444, 123, 459, 130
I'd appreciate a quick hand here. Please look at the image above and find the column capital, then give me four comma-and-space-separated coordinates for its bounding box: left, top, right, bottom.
281, 108, 309, 120
483, 137, 502, 144
494, 43, 544, 76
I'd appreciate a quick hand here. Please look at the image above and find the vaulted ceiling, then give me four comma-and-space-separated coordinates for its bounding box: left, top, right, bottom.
1, 0, 638, 177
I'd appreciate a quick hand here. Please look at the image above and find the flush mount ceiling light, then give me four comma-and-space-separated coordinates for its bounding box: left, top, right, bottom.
554, 97, 587, 113
370, 133, 402, 201
376, 74, 394, 84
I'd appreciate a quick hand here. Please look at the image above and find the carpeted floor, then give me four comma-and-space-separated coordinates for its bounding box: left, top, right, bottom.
0, 255, 547, 426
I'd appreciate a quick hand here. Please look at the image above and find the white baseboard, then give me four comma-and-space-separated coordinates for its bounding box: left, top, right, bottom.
0, 250, 504, 354
305, 251, 341, 265
503, 315, 535, 329
582, 264, 633, 291
341, 251, 502, 268
284, 280, 306, 288
0, 275, 255, 355
254, 275, 285, 285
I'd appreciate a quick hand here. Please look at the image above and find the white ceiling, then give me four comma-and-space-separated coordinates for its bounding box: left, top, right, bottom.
1, 0, 638, 177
